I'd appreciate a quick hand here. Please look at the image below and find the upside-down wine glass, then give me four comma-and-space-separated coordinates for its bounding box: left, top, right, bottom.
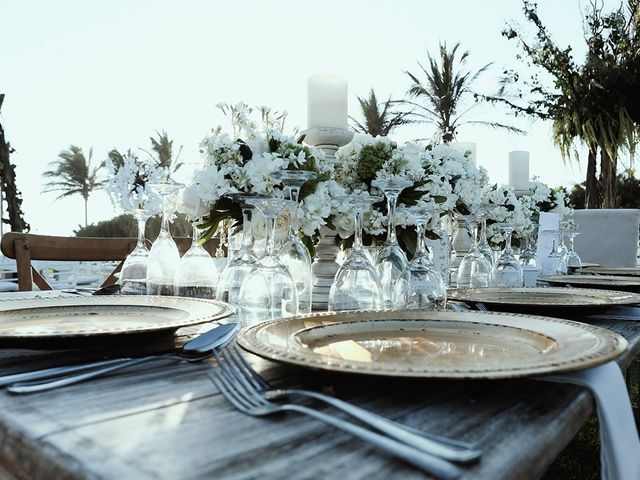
457, 210, 492, 288
146, 180, 184, 295
328, 194, 383, 311
216, 193, 265, 305
173, 224, 220, 298
393, 203, 447, 310
271, 170, 317, 314
490, 224, 524, 287
476, 211, 494, 267
563, 230, 582, 273
120, 208, 152, 295
371, 178, 412, 309
519, 223, 539, 267
238, 197, 298, 323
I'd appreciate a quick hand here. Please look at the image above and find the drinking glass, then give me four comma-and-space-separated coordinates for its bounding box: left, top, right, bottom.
563, 231, 582, 273
146, 180, 184, 295
216, 193, 264, 305
457, 216, 492, 288
519, 224, 539, 267
328, 195, 383, 311
238, 197, 298, 323
371, 178, 412, 309
272, 170, 317, 314
491, 224, 524, 287
393, 204, 447, 310
173, 225, 220, 298
476, 212, 494, 267
120, 209, 151, 295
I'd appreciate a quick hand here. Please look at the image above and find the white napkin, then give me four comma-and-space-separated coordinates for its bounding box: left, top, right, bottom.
541, 362, 640, 480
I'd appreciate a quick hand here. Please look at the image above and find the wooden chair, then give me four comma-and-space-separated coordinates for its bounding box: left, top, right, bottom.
0, 233, 220, 292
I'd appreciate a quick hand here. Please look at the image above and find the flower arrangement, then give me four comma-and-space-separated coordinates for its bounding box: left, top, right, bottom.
105, 149, 165, 214
180, 103, 344, 243
520, 178, 573, 223
482, 184, 531, 246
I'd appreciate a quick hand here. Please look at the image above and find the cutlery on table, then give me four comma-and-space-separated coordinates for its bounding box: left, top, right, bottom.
4, 322, 239, 394
211, 349, 464, 479
222, 345, 480, 463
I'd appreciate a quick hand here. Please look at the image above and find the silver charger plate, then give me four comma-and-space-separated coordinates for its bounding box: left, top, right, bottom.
539, 275, 640, 292
238, 310, 627, 379
580, 266, 640, 277
0, 295, 234, 338
448, 286, 640, 308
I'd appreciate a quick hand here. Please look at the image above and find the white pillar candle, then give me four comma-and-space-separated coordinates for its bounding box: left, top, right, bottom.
307, 74, 348, 130
508, 151, 530, 191
451, 142, 476, 166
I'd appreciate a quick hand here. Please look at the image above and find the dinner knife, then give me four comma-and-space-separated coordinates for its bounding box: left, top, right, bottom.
0, 322, 239, 389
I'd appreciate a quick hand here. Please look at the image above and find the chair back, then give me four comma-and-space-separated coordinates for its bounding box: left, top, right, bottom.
0, 233, 220, 291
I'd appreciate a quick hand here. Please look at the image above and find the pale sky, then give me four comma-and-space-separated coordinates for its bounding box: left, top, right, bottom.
1, 0, 614, 235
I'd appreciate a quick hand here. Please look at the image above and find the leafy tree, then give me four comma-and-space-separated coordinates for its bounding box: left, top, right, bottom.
350, 89, 411, 137
43, 145, 103, 227
484, 0, 640, 208
569, 168, 640, 208
74, 212, 194, 239
0, 94, 29, 232
402, 42, 525, 142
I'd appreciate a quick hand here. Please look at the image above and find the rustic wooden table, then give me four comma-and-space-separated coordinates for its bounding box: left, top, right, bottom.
0, 307, 638, 480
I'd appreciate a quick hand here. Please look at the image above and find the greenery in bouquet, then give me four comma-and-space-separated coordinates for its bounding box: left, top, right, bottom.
180, 102, 342, 245
482, 184, 531, 247
105, 149, 165, 214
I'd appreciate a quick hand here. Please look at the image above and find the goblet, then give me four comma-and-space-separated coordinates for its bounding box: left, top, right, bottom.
490, 224, 524, 287
173, 224, 220, 298
146, 180, 184, 295
563, 230, 582, 273
216, 193, 265, 305
371, 178, 412, 309
457, 215, 492, 288
271, 170, 317, 314
120, 208, 152, 295
328, 194, 383, 311
519, 224, 539, 267
238, 197, 298, 323
476, 211, 494, 267
393, 203, 447, 310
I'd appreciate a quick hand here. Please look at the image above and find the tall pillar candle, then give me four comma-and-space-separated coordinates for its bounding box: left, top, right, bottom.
508, 151, 530, 191
307, 74, 348, 129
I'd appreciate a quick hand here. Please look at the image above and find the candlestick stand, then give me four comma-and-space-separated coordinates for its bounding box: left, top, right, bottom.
302, 127, 354, 310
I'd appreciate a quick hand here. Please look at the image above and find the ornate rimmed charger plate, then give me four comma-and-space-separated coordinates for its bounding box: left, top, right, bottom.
539, 275, 640, 292
578, 266, 640, 277
238, 310, 627, 379
449, 287, 640, 310
0, 295, 234, 339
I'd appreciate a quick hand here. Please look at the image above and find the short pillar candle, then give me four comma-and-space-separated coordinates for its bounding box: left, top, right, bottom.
508, 151, 530, 191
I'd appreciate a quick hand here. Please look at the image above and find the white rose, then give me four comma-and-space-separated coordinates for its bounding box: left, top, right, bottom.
178, 186, 208, 220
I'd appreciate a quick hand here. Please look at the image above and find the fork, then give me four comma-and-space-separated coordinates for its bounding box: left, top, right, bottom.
224, 346, 480, 463
211, 350, 464, 479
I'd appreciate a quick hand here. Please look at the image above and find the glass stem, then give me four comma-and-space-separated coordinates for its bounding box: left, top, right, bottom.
505, 229, 514, 254
354, 210, 363, 249
265, 215, 276, 256
191, 225, 201, 247
289, 186, 300, 238
386, 193, 398, 244
470, 222, 479, 249
480, 219, 488, 244
415, 223, 426, 257
136, 216, 147, 249
241, 207, 253, 249
161, 212, 171, 237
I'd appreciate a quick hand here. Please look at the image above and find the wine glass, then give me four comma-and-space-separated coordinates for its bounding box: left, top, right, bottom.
271, 170, 317, 314
491, 224, 524, 287
476, 210, 494, 267
371, 178, 412, 309
173, 224, 220, 298
457, 214, 492, 288
328, 194, 383, 311
216, 193, 265, 305
238, 197, 298, 323
563, 230, 582, 273
146, 180, 184, 295
393, 203, 447, 310
120, 208, 151, 295
519, 224, 539, 267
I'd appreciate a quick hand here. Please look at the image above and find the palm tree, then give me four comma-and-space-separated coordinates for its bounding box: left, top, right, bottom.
142, 130, 183, 172
350, 89, 411, 137
402, 42, 525, 142
43, 145, 103, 227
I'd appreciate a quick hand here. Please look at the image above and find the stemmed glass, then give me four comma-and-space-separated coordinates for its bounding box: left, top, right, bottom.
563, 230, 582, 273
476, 210, 494, 267
271, 170, 317, 314
519, 224, 539, 267
457, 213, 492, 288
490, 224, 524, 287
216, 193, 265, 305
371, 178, 412, 309
120, 208, 152, 294
328, 195, 383, 311
238, 197, 298, 323
393, 203, 447, 310
146, 180, 184, 295
173, 224, 220, 298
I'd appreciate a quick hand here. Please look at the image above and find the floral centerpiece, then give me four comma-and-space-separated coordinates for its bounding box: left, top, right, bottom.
180, 103, 346, 248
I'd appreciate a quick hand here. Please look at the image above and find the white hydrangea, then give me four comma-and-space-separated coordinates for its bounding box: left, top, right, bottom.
105, 151, 164, 214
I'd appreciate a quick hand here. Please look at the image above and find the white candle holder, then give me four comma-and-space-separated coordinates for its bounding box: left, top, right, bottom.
514, 189, 532, 198
303, 127, 354, 310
